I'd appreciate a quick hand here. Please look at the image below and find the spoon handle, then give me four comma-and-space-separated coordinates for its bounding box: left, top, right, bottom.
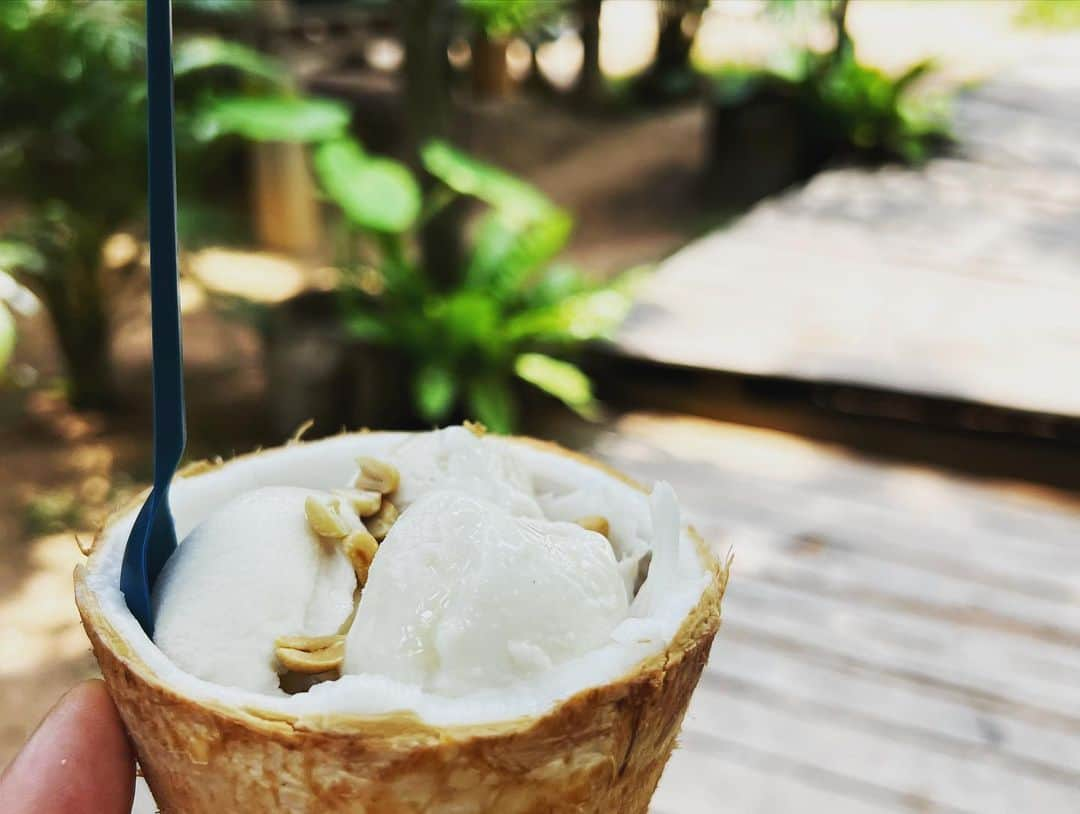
146, 0, 186, 485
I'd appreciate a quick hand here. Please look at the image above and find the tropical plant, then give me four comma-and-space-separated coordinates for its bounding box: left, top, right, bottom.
707, 0, 950, 165
207, 87, 633, 432
326, 138, 633, 432
710, 47, 950, 166
804, 49, 950, 164
0, 0, 344, 407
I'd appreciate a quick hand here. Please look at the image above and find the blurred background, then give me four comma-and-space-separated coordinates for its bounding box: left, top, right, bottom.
2, 0, 1080, 811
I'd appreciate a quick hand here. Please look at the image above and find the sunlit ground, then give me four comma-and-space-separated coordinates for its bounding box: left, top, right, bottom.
0, 534, 89, 679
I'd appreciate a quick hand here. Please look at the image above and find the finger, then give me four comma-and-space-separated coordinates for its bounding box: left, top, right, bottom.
0, 680, 135, 814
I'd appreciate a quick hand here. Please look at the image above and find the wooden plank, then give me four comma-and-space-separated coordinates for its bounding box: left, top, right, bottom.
727, 578, 1080, 720
594, 420, 1080, 590
654, 731, 900, 814
681, 680, 1079, 813
709, 526, 1080, 647
705, 636, 1080, 784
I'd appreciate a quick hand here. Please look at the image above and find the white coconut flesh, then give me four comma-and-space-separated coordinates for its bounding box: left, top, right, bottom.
85, 428, 714, 726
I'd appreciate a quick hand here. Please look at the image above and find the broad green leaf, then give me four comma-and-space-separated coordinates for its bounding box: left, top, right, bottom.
514, 353, 598, 419
174, 37, 286, 85
523, 263, 589, 308
505, 287, 632, 343
421, 140, 553, 221
413, 363, 457, 423
465, 208, 573, 299
431, 291, 501, 355
314, 140, 421, 233
196, 96, 349, 143
0, 301, 15, 375
467, 376, 515, 434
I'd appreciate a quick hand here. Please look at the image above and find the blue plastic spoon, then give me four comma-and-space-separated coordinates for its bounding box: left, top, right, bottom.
120, 0, 187, 637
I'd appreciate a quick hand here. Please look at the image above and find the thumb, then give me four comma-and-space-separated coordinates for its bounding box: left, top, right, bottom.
0, 680, 135, 814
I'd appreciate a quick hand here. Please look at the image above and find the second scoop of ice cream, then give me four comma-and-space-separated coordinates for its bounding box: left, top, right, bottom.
344, 489, 629, 695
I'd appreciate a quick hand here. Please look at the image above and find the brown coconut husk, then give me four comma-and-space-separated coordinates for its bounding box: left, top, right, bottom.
75, 435, 729, 814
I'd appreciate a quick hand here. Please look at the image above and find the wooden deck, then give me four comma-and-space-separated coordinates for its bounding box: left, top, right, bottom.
614, 35, 1080, 420
567, 413, 1080, 813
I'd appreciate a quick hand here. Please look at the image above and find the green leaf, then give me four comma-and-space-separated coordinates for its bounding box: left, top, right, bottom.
505, 287, 632, 343
431, 291, 501, 356
893, 59, 934, 96
413, 363, 457, 423
421, 140, 553, 222
0, 240, 45, 275
523, 263, 589, 308
465, 208, 573, 299
514, 353, 598, 419
314, 139, 422, 233
467, 376, 516, 434
461, 0, 564, 37
344, 311, 389, 342
196, 96, 350, 143
175, 0, 256, 14
0, 301, 15, 375
174, 37, 287, 85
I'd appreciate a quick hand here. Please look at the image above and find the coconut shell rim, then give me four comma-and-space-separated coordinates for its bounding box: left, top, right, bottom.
75, 431, 729, 742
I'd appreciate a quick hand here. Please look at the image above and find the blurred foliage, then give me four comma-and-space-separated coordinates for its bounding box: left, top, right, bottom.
711, 47, 952, 165
0, 240, 44, 377
196, 96, 350, 143
220, 83, 631, 431
314, 140, 422, 233
331, 139, 632, 432
460, 0, 568, 38
0, 0, 336, 407
1016, 0, 1080, 29
21, 488, 83, 536
0, 299, 14, 376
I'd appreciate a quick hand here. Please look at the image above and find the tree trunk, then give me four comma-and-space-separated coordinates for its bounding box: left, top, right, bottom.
654, 5, 692, 76
574, 0, 604, 107
39, 234, 116, 410
635, 2, 698, 103
399, 0, 463, 291
471, 30, 513, 99
57, 299, 114, 410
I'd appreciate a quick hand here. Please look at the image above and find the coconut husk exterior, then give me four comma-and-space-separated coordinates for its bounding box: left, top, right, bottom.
75, 435, 729, 814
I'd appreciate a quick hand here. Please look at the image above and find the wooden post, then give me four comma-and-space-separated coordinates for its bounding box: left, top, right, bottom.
575, 0, 604, 107
251, 142, 323, 257
472, 29, 513, 99
249, 0, 323, 257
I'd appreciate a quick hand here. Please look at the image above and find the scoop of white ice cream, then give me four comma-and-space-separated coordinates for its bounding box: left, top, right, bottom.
344, 489, 628, 695
152, 486, 356, 694
376, 427, 542, 517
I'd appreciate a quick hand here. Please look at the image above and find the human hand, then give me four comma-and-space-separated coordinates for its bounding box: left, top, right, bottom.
0, 680, 135, 814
